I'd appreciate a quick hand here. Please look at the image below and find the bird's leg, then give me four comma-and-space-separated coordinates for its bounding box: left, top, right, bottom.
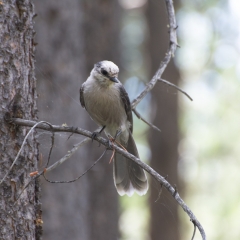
108, 128, 122, 143
107, 128, 122, 148
108, 129, 126, 163
91, 126, 106, 141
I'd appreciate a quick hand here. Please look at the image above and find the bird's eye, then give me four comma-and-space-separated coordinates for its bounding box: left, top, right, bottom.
101, 69, 108, 76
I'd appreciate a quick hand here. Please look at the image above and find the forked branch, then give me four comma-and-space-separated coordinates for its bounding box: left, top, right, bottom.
4, 118, 206, 240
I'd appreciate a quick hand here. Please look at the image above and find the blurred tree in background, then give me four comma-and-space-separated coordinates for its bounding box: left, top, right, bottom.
176, 0, 240, 239
146, 0, 180, 239
35, 0, 120, 239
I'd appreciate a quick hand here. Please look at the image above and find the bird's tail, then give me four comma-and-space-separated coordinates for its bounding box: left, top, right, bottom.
113, 132, 148, 196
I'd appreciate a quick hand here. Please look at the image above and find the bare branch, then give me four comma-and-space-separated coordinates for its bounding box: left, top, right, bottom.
0, 121, 52, 185
46, 138, 91, 172
43, 149, 107, 183
132, 108, 161, 132
155, 175, 168, 203
130, 0, 178, 110
191, 219, 197, 240
7, 117, 206, 240
158, 78, 193, 101
15, 136, 91, 202
7, 118, 94, 139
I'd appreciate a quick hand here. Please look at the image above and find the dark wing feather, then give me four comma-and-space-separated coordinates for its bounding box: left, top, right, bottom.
79, 85, 85, 108
119, 84, 133, 133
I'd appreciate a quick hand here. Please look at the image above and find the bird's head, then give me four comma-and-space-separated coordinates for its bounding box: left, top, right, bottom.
91, 60, 119, 86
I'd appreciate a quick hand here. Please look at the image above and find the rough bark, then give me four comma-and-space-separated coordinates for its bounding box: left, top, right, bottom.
146, 0, 180, 239
0, 0, 41, 239
34, 0, 120, 239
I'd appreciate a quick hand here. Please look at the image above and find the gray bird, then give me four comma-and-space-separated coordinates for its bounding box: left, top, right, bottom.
80, 60, 148, 196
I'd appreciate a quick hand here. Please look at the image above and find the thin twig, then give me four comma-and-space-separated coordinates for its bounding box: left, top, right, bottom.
155, 175, 168, 202
0, 121, 52, 185
45, 127, 101, 172
154, 184, 163, 203
15, 168, 43, 204
15, 138, 91, 202
15, 125, 55, 203
191, 219, 197, 240
132, 108, 161, 132
45, 126, 55, 168
46, 138, 91, 172
43, 149, 107, 183
158, 78, 193, 101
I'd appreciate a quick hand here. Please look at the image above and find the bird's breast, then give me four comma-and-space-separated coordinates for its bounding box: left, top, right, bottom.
84, 84, 127, 132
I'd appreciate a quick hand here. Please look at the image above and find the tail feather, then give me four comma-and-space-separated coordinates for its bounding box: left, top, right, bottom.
113, 132, 148, 196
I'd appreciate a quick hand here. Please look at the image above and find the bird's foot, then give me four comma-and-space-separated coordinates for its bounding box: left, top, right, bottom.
107, 134, 115, 149
91, 126, 106, 142
91, 131, 100, 142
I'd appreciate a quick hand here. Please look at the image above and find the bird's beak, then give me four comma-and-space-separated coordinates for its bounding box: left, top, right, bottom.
109, 76, 118, 83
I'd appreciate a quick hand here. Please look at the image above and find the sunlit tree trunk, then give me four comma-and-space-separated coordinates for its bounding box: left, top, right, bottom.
35, 0, 121, 239
0, 0, 41, 239
146, 0, 180, 239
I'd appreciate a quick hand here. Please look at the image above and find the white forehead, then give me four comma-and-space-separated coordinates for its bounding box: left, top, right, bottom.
98, 60, 119, 74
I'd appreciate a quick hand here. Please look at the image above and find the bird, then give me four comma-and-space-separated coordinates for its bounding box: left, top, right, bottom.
80, 60, 148, 196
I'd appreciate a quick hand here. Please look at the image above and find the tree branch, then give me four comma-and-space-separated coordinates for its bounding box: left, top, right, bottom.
7, 117, 206, 240
130, 0, 178, 110
132, 108, 161, 132
0, 121, 53, 185
158, 78, 193, 101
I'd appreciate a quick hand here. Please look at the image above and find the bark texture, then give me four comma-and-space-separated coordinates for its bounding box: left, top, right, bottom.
0, 0, 41, 239
146, 0, 180, 239
35, 0, 120, 239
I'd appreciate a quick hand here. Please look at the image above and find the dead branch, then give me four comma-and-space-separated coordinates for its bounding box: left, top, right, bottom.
130, 0, 178, 110
6, 117, 206, 240
43, 149, 107, 183
158, 78, 193, 101
132, 108, 161, 132
46, 138, 91, 172
0, 121, 53, 185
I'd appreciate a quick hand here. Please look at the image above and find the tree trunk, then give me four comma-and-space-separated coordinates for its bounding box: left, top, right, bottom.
35, 1, 121, 239
0, 1, 41, 239
82, 1, 121, 240
146, 0, 180, 239
35, 1, 90, 239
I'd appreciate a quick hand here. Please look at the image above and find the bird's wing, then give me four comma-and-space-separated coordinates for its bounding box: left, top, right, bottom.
119, 84, 133, 133
79, 85, 85, 108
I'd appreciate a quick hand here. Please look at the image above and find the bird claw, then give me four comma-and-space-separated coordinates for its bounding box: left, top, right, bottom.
91, 131, 100, 142
91, 126, 105, 143
107, 135, 115, 149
